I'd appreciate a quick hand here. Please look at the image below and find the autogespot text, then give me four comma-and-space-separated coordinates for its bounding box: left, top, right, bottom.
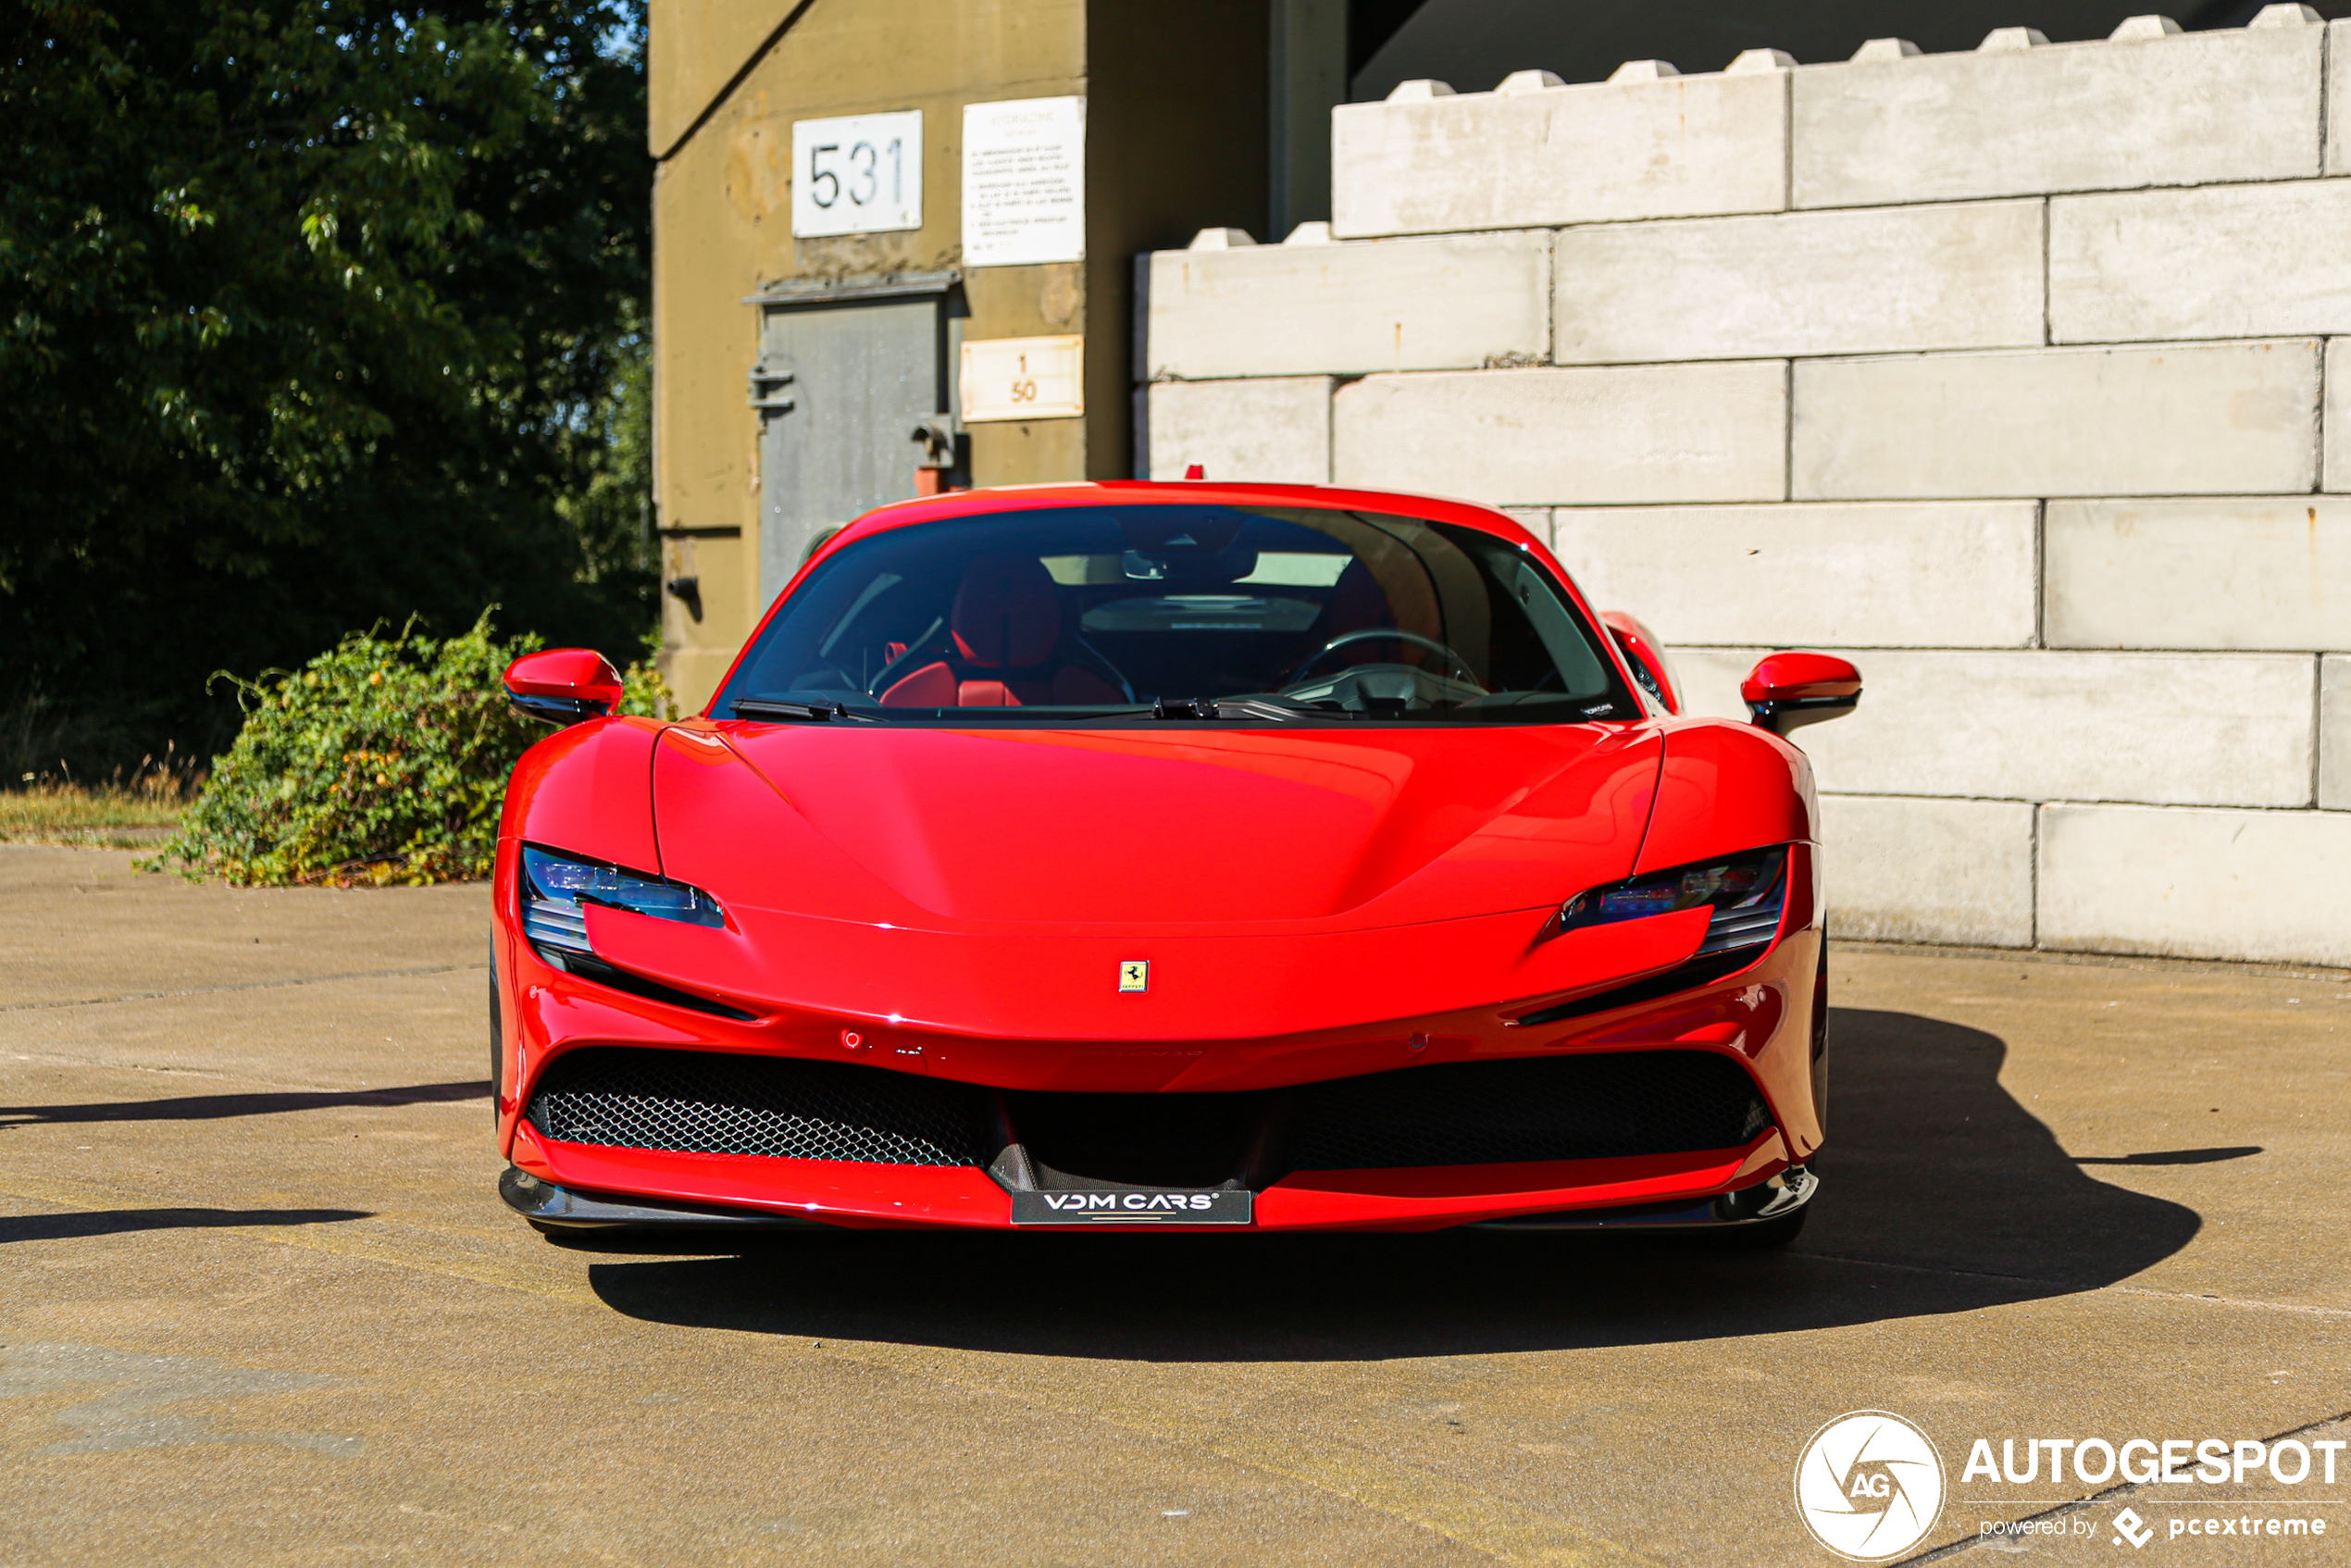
1962, 1436, 2344, 1487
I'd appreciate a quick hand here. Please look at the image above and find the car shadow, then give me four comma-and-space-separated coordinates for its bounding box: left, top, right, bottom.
0, 1081, 488, 1127
581, 1009, 2203, 1361
0, 1207, 371, 1244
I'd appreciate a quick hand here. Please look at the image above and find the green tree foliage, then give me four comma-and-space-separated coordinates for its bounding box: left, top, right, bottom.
147, 609, 672, 886
0, 0, 654, 776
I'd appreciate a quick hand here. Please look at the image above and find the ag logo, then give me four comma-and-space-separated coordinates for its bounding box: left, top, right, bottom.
1794, 1411, 1946, 1561
1117, 959, 1150, 993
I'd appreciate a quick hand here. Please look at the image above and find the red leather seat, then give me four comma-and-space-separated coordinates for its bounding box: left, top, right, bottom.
1317, 558, 1407, 666
880, 554, 1129, 708
1325, 559, 1389, 639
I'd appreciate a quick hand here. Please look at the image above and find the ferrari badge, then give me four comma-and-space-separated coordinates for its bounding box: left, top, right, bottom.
1118, 960, 1150, 993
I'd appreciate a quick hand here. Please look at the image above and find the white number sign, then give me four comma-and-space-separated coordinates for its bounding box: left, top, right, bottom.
961, 336, 1084, 422
790, 111, 923, 237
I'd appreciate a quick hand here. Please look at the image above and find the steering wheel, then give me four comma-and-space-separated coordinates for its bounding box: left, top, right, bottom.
1285, 628, 1484, 689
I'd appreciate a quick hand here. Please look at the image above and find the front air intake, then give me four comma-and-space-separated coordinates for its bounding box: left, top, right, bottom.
527, 1047, 989, 1166
524, 1046, 1769, 1184
1284, 1050, 1769, 1170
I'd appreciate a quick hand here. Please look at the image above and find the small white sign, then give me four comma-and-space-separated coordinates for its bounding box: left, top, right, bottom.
962, 96, 1086, 267
961, 336, 1084, 422
791, 110, 923, 237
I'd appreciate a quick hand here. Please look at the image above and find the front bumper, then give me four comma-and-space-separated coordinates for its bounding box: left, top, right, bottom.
495, 841, 1824, 1231
493, 902, 1827, 1234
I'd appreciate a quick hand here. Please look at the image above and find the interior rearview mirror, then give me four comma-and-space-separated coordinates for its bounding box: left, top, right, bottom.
504, 649, 624, 728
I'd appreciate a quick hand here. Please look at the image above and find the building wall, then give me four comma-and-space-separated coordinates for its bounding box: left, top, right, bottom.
649, 0, 1267, 708
650, 0, 1088, 706
1138, 9, 2351, 967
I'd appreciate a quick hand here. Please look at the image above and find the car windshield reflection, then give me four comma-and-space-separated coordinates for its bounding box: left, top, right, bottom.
712, 504, 1636, 725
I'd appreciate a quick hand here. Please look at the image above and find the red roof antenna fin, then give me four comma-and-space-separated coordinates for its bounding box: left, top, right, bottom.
1184, 464, 1205, 480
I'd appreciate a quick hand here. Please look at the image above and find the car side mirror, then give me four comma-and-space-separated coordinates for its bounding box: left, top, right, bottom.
1598, 611, 1681, 715
505, 649, 624, 727
1742, 652, 1861, 737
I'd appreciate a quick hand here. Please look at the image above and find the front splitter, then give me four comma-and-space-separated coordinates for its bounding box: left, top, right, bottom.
498, 1165, 832, 1231
1468, 1164, 1817, 1231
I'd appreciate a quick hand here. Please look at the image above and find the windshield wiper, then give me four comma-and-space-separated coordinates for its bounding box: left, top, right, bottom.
1222, 697, 1330, 722
731, 697, 882, 723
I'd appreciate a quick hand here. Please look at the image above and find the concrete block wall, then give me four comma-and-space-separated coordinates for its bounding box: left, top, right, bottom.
1138, 8, 2351, 967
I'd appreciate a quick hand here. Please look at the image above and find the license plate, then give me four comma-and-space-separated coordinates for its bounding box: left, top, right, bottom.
1011, 1188, 1253, 1225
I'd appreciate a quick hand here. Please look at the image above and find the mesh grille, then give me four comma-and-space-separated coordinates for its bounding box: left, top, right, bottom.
1286, 1050, 1768, 1171
527, 1047, 987, 1166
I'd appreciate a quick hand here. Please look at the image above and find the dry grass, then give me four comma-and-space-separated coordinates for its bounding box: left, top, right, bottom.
0, 774, 195, 850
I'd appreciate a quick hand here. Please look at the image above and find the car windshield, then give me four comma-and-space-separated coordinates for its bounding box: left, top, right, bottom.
712, 504, 1637, 724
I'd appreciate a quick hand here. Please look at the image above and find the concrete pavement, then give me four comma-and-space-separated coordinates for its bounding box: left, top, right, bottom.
1, 842, 2345, 1565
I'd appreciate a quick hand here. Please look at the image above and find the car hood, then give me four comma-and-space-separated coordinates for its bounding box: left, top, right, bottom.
651, 721, 1661, 933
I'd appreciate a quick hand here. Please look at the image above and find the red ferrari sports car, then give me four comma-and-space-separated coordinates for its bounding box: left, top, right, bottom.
490, 481, 1860, 1241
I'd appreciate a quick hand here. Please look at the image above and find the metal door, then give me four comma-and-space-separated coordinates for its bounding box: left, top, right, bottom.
753, 281, 953, 603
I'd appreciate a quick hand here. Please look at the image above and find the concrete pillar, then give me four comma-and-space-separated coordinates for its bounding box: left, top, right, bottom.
1268, 0, 1344, 235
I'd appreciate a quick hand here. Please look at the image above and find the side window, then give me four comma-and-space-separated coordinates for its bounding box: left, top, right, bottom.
1507, 557, 1611, 699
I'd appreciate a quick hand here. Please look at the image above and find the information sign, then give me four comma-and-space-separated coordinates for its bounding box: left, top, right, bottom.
961, 97, 1086, 267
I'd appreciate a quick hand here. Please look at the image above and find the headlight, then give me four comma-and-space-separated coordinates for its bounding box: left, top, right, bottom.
520, 845, 725, 961
1558, 847, 1788, 956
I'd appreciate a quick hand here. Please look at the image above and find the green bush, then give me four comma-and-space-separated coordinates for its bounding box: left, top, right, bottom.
147, 612, 674, 887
